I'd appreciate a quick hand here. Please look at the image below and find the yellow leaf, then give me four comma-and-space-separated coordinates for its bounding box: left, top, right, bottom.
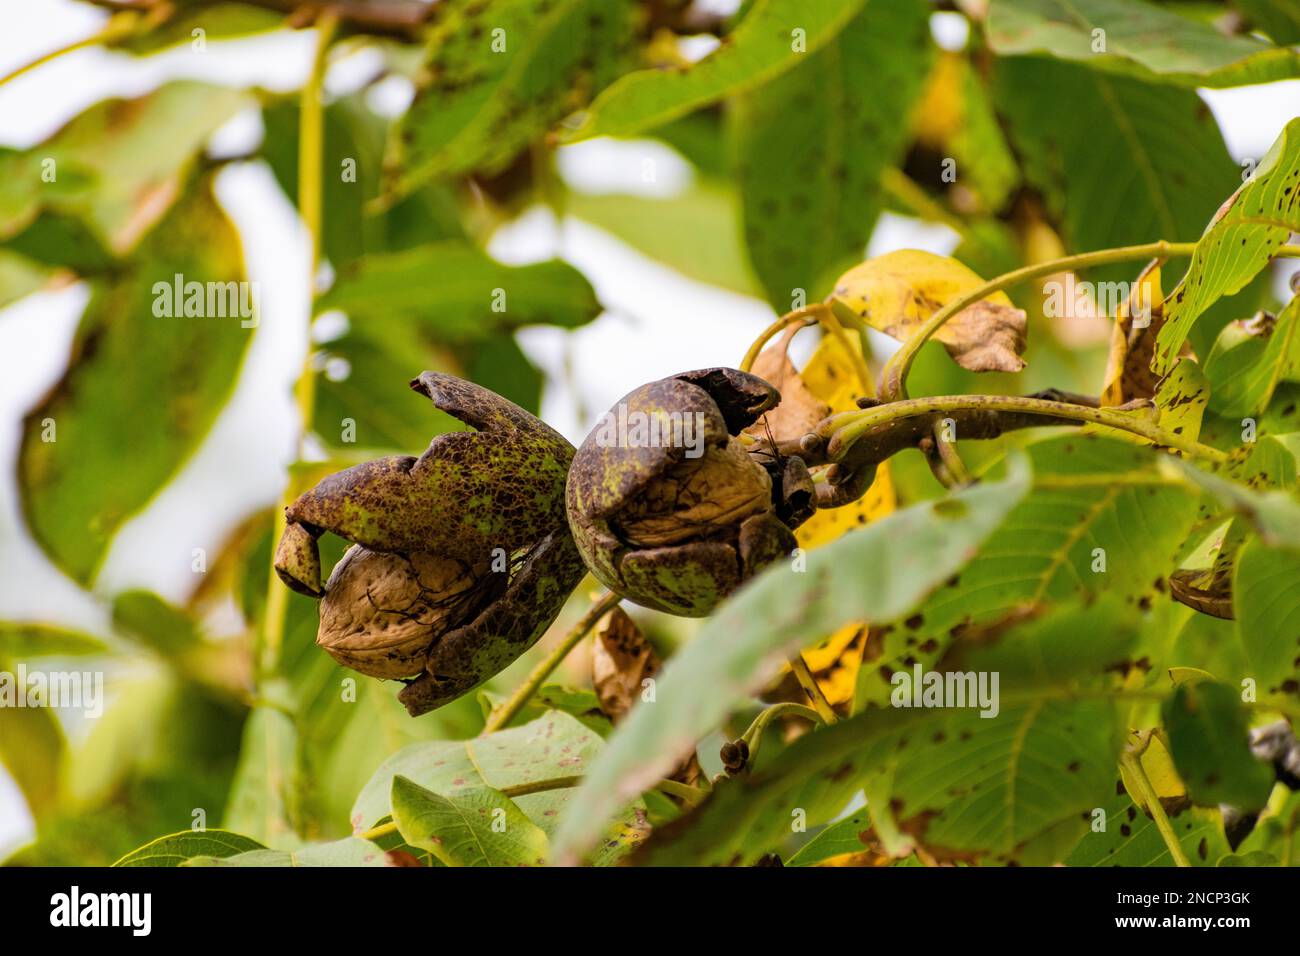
1120, 731, 1189, 816
1101, 262, 1165, 407
796, 330, 896, 550
829, 250, 1027, 373
912, 52, 963, 149
801, 323, 873, 410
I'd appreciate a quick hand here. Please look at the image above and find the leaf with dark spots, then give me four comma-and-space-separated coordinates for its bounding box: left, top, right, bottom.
1162, 681, 1274, 811
19, 175, 253, 584
550, 464, 1030, 863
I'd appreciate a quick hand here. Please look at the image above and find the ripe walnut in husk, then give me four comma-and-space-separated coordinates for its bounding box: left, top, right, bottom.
274, 372, 584, 716
566, 368, 813, 616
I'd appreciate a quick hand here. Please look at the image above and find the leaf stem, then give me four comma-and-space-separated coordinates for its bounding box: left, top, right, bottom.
814, 305, 876, 399
257, 11, 338, 678
739, 307, 821, 372
789, 654, 838, 724
824, 394, 1231, 465
878, 241, 1207, 400
736, 701, 822, 770
1119, 750, 1191, 867
0, 12, 143, 87
483, 590, 621, 734
653, 779, 708, 806
357, 820, 398, 841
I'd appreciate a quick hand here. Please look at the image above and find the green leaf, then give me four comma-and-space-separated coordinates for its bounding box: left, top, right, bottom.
1170, 458, 1300, 547
115, 3, 284, 55
0, 622, 108, 658
1218, 849, 1280, 866
730, 0, 933, 308
394, 0, 639, 191
996, 56, 1238, 288
222, 698, 301, 849
311, 330, 460, 453
987, 0, 1300, 88
565, 0, 869, 142
261, 99, 371, 272
550, 461, 1032, 864
1233, 0, 1300, 43
187, 837, 392, 866
635, 600, 1136, 865
1156, 118, 1300, 372
0, 702, 65, 823
1235, 434, 1299, 490
18, 175, 255, 584
114, 829, 266, 867
566, 181, 760, 296
1162, 680, 1274, 811
261, 95, 465, 273
476, 683, 611, 734
390, 776, 549, 866
1203, 296, 1300, 417
318, 241, 602, 341
1066, 788, 1229, 866
0, 248, 55, 308
857, 436, 1200, 709
1155, 358, 1210, 440
353, 711, 611, 836
785, 809, 873, 866
0, 82, 253, 257
931, 55, 1021, 213
312, 242, 594, 449
111, 590, 202, 658
1233, 537, 1300, 696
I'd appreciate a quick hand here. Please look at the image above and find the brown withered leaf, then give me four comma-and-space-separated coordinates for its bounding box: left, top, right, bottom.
743, 325, 831, 443
1102, 261, 1165, 407
592, 607, 702, 788
1169, 562, 1234, 620
592, 606, 661, 722
940, 299, 1028, 372
829, 250, 1028, 373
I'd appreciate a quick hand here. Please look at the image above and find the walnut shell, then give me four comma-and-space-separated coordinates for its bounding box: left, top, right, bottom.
566, 368, 799, 616
317, 545, 501, 679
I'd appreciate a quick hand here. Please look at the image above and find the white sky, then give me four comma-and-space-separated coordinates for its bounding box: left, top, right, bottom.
0, 0, 1297, 857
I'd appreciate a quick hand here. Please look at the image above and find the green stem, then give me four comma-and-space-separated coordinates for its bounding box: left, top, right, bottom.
257, 11, 338, 678
824, 394, 1231, 465
815, 305, 876, 399
737, 702, 822, 770
740, 307, 820, 373
357, 820, 398, 841
653, 779, 708, 806
1119, 751, 1191, 867
483, 591, 621, 734
741, 702, 823, 745
0, 12, 143, 87
879, 241, 1195, 400
877, 241, 1300, 402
